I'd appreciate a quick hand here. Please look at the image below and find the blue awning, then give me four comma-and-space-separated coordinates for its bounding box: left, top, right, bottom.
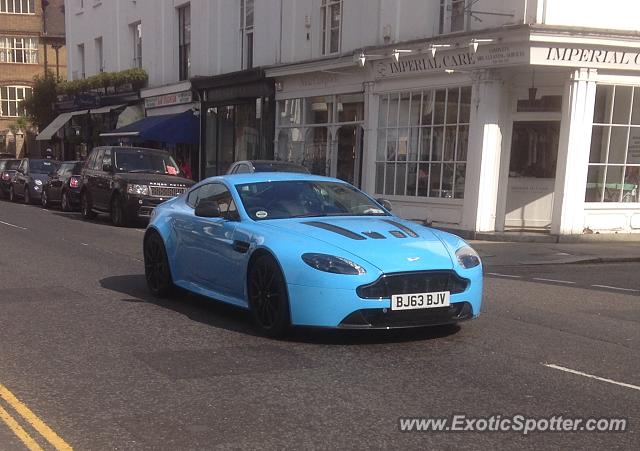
100, 110, 198, 145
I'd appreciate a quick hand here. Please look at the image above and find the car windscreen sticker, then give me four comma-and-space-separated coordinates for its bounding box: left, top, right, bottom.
256, 210, 268, 219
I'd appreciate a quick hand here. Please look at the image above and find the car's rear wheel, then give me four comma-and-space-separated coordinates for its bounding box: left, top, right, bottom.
144, 232, 173, 297
110, 194, 128, 227
41, 189, 49, 208
9, 186, 16, 202
248, 255, 290, 338
81, 191, 96, 219
61, 190, 71, 212
24, 186, 31, 204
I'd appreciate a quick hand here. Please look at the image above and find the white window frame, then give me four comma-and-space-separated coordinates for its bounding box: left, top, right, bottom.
178, 4, 191, 81
321, 0, 342, 56
240, 0, 254, 69
95, 36, 104, 73
439, 0, 469, 34
0, 37, 38, 64
131, 22, 142, 69
77, 43, 85, 79
0, 85, 32, 117
0, 0, 35, 14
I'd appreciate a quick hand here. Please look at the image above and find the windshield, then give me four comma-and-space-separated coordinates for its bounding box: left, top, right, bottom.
30, 160, 57, 174
4, 160, 20, 170
114, 149, 180, 175
236, 181, 389, 220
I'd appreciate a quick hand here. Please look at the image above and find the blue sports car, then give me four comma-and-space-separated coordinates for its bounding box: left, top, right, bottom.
144, 173, 482, 336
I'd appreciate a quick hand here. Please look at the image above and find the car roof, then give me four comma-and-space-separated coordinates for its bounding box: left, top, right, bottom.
207, 172, 346, 185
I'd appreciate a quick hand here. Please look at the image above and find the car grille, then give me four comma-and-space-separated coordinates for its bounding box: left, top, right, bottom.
149, 186, 187, 198
356, 270, 468, 299
339, 302, 473, 328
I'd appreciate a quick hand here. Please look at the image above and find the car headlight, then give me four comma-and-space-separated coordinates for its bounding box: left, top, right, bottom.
301, 253, 366, 275
455, 245, 481, 269
34, 179, 42, 186
127, 184, 149, 195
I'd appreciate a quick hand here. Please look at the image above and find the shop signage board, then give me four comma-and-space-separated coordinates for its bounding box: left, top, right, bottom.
531, 46, 640, 71
145, 91, 193, 109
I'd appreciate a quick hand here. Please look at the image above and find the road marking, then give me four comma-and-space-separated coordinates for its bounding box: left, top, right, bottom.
532, 278, 576, 284
0, 220, 27, 230
591, 284, 639, 292
486, 273, 521, 278
0, 404, 43, 451
0, 383, 72, 450
543, 363, 640, 392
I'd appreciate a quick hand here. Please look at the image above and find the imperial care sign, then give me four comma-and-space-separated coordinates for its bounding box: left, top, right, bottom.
374, 44, 528, 79
532, 46, 640, 70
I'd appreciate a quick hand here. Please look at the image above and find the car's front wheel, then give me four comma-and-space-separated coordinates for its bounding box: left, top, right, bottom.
8, 185, 16, 202
248, 255, 291, 338
24, 186, 31, 204
144, 232, 174, 297
61, 190, 71, 212
81, 191, 96, 219
41, 189, 50, 208
110, 194, 129, 227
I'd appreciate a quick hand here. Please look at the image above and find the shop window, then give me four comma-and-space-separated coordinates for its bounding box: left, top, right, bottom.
178, 4, 191, 81
304, 127, 329, 176
304, 96, 333, 124
0, 37, 38, 64
240, 0, 254, 69
375, 87, 471, 199
276, 128, 305, 166
321, 0, 341, 55
586, 85, 640, 203
0, 86, 32, 117
0, 0, 35, 14
278, 99, 302, 126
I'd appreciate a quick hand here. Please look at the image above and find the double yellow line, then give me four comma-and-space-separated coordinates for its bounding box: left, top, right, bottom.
0, 382, 72, 451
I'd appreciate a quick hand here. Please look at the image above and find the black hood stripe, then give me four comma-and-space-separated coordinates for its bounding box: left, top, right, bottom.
381, 219, 419, 238
303, 221, 366, 240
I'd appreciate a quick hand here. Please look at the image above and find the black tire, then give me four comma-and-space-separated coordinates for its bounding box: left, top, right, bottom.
61, 190, 71, 212
9, 185, 16, 202
110, 194, 128, 227
41, 189, 50, 209
248, 255, 291, 338
81, 191, 96, 219
144, 232, 174, 297
23, 186, 31, 204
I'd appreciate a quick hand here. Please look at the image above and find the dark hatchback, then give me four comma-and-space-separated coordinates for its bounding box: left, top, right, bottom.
9, 159, 59, 204
42, 160, 83, 211
80, 146, 194, 226
0, 159, 21, 197
227, 160, 310, 174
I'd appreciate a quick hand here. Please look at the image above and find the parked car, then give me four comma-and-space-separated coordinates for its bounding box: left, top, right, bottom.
0, 159, 21, 197
80, 146, 195, 226
41, 160, 83, 211
143, 172, 483, 337
227, 160, 310, 174
9, 159, 59, 204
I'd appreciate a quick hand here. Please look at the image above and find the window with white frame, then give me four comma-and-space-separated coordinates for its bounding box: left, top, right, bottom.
240, 0, 254, 69
439, 0, 468, 34
321, 0, 341, 55
586, 84, 640, 203
77, 43, 85, 79
0, 86, 32, 117
132, 22, 142, 68
178, 4, 191, 81
95, 37, 104, 72
0, 37, 38, 63
0, 0, 35, 14
375, 87, 471, 199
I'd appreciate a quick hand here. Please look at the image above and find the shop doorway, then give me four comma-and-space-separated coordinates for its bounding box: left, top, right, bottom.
335, 125, 363, 186
504, 121, 560, 229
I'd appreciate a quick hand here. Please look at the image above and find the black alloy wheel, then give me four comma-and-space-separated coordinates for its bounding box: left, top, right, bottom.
61, 190, 71, 212
9, 185, 16, 202
144, 232, 173, 297
24, 186, 31, 204
41, 189, 49, 208
110, 195, 128, 227
81, 191, 96, 219
248, 255, 291, 338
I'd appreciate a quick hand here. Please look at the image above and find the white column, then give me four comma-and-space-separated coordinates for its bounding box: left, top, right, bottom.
361, 81, 378, 194
461, 70, 506, 232
551, 68, 597, 235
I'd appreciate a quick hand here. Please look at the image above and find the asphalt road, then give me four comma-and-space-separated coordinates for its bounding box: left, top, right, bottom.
0, 198, 638, 450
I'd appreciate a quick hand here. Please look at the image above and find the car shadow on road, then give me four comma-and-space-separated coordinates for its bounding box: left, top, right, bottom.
50, 210, 147, 229
99, 274, 462, 345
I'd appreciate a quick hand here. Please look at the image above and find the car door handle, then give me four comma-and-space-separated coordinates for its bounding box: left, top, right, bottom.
232, 240, 250, 253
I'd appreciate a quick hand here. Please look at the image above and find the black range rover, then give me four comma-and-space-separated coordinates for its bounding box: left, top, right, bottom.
80, 146, 194, 226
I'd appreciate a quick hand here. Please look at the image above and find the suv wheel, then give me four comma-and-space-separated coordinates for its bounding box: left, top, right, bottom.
61, 191, 71, 212
41, 189, 49, 208
111, 194, 129, 227
24, 186, 31, 204
81, 191, 96, 220
9, 185, 16, 202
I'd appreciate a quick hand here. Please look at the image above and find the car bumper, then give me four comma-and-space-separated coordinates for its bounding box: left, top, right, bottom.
287, 273, 482, 328
67, 189, 81, 206
123, 195, 171, 220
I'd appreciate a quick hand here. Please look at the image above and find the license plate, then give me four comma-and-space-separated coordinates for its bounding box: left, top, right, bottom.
390, 291, 450, 311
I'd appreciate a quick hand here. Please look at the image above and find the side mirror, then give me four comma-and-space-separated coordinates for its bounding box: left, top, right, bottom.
194, 200, 221, 218
102, 164, 113, 172
375, 198, 393, 211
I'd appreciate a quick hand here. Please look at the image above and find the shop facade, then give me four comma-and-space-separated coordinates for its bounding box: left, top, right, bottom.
267, 26, 640, 236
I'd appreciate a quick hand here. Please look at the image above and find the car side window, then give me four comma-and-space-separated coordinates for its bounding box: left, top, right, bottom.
188, 183, 239, 220
18, 160, 27, 174
93, 149, 104, 171
235, 164, 250, 174
85, 150, 97, 171
102, 149, 112, 170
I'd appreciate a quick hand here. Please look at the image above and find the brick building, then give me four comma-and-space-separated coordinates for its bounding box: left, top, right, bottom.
0, 0, 66, 157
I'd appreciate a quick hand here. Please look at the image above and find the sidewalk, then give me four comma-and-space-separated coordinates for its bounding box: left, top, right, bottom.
469, 240, 640, 267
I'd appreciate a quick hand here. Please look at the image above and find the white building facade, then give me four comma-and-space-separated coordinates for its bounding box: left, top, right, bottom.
65, 0, 640, 236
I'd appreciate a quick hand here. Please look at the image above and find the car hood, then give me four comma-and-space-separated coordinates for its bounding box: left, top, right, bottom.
264, 216, 454, 272
115, 172, 193, 186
